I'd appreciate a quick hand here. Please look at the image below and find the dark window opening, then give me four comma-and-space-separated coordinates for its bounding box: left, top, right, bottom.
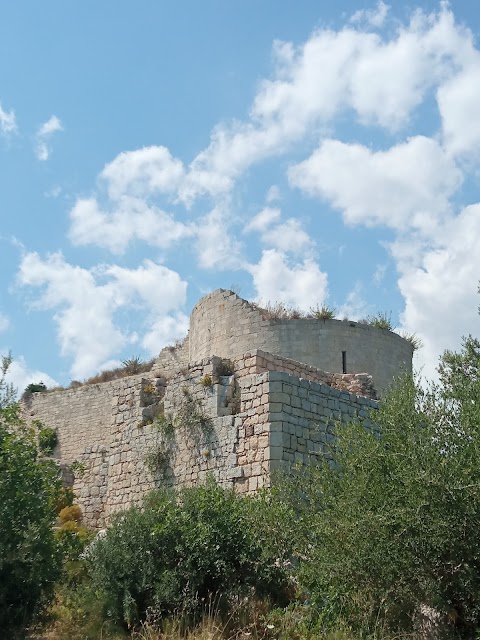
342, 351, 347, 374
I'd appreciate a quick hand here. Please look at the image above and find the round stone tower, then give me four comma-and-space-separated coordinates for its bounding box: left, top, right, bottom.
189, 289, 413, 396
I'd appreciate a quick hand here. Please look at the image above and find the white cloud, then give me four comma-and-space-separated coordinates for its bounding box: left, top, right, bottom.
289, 136, 462, 232
437, 54, 480, 157
101, 146, 185, 200
337, 282, 369, 321
38, 115, 63, 137
394, 204, 480, 382
69, 196, 192, 254
351, 1, 389, 28
249, 249, 328, 311
35, 115, 63, 161
0, 313, 9, 332
0, 101, 17, 135
373, 263, 387, 286
244, 207, 281, 232
66, 3, 474, 262
17, 252, 187, 379
266, 185, 281, 203
245, 206, 313, 255
252, 4, 467, 133
3, 355, 58, 394
194, 206, 245, 270
142, 313, 189, 354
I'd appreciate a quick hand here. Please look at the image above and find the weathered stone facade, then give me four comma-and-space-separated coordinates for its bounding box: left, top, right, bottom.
21, 289, 412, 528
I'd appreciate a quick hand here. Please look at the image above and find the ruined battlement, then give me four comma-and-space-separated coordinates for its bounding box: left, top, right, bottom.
21, 290, 412, 528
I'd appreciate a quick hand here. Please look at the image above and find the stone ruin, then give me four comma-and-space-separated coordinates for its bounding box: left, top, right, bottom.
22, 289, 413, 528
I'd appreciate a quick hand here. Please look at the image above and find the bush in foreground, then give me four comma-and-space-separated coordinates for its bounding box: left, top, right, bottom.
88, 479, 291, 629
288, 341, 480, 637
0, 404, 62, 637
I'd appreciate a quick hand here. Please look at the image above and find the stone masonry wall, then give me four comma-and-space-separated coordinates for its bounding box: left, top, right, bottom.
189, 289, 412, 396
153, 335, 190, 376
264, 371, 378, 474
234, 349, 377, 399
22, 352, 379, 528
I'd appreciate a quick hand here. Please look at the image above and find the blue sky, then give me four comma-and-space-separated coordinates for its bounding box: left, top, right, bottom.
1, 1, 480, 390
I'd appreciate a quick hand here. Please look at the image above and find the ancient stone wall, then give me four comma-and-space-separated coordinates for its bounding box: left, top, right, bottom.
189, 289, 412, 396
153, 335, 190, 377
21, 286, 408, 528
23, 352, 379, 528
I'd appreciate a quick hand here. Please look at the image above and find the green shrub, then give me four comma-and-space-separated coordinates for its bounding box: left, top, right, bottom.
38, 426, 58, 454
55, 521, 91, 562
0, 404, 61, 637
24, 381, 47, 394
59, 504, 82, 523
54, 485, 75, 513
362, 311, 395, 330
88, 480, 290, 629
308, 305, 337, 320
286, 357, 480, 636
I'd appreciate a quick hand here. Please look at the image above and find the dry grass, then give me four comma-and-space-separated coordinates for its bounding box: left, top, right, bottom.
75, 358, 155, 387
253, 301, 303, 321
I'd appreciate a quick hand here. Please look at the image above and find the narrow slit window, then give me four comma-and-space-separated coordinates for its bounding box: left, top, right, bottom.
342, 350, 347, 374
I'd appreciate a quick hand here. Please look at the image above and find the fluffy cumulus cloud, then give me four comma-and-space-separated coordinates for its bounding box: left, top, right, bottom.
249, 249, 328, 311
395, 205, 480, 381
0, 101, 17, 135
51, 3, 480, 382
35, 115, 63, 160
245, 207, 313, 255
100, 146, 185, 200
289, 136, 462, 232
437, 53, 480, 158
69, 196, 192, 254
17, 252, 187, 379
351, 1, 389, 28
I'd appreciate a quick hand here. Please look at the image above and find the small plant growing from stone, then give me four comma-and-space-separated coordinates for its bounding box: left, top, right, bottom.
400, 331, 423, 351
122, 355, 144, 375
363, 311, 396, 331
143, 382, 156, 395
200, 373, 213, 388
70, 460, 87, 477
309, 304, 337, 320
255, 301, 303, 320
155, 412, 175, 437
145, 444, 171, 476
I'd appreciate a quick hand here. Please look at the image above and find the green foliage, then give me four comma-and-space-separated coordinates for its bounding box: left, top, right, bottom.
400, 331, 423, 351
0, 403, 62, 637
54, 485, 75, 513
308, 305, 337, 320
88, 481, 290, 629
285, 356, 480, 635
38, 425, 58, 454
55, 521, 92, 562
24, 381, 47, 394
70, 459, 87, 477
362, 311, 395, 331
122, 355, 144, 375
0, 352, 16, 409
